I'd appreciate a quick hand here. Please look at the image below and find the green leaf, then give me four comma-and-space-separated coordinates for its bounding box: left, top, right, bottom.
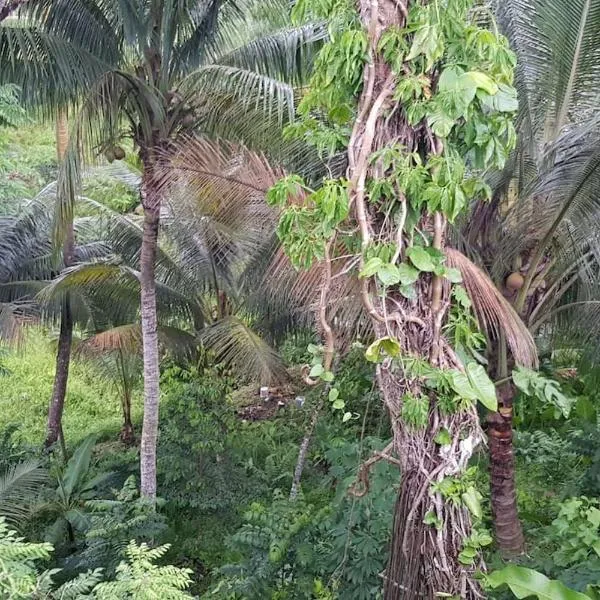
309, 364, 324, 378
321, 371, 335, 382
328, 388, 339, 402
462, 487, 482, 519
342, 412, 352, 422
466, 363, 497, 411
463, 71, 498, 95
399, 284, 417, 300
486, 565, 591, 599
434, 428, 452, 446
332, 399, 345, 410
397, 263, 420, 285
62, 434, 97, 500
365, 336, 401, 363
448, 371, 478, 402
445, 267, 463, 283
377, 263, 401, 287
360, 256, 383, 278
407, 247, 436, 272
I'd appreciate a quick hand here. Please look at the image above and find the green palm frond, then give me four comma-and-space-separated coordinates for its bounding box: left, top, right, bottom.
201, 316, 288, 385
0, 460, 48, 525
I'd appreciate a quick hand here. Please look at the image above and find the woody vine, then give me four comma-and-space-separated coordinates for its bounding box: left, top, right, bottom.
268, 0, 536, 597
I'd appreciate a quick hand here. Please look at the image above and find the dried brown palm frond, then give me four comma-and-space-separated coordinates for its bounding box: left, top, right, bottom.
446, 248, 538, 368
77, 324, 197, 361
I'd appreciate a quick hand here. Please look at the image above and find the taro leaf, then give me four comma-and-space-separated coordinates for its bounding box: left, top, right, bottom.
486, 565, 590, 600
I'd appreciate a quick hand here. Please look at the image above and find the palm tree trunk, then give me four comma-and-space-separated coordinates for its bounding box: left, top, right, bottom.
487, 384, 525, 555
45, 298, 72, 451
118, 351, 135, 446
139, 165, 161, 501
45, 112, 72, 453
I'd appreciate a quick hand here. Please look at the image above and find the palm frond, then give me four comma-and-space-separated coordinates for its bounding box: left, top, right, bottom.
0, 460, 48, 525
201, 316, 288, 385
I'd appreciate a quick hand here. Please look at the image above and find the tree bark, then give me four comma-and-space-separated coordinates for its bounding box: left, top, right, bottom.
139, 166, 161, 501
289, 397, 324, 501
487, 384, 524, 555
45, 299, 73, 451
45, 112, 72, 453
345, 2, 483, 596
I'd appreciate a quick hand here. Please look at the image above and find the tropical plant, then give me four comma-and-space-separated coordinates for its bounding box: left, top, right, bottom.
0, 517, 54, 599
0, 0, 324, 502
459, 0, 600, 553
0, 459, 47, 525
266, 0, 535, 596
0, 83, 26, 127
36, 435, 112, 550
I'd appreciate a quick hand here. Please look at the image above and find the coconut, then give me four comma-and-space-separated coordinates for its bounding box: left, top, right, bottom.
506, 272, 524, 291
104, 148, 115, 163
113, 146, 126, 160
182, 113, 195, 128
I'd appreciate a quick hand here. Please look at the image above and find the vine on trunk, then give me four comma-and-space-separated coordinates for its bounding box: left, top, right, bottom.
269, 0, 518, 596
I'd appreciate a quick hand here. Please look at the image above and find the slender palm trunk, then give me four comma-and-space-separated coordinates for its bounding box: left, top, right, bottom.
45, 112, 73, 453
118, 351, 135, 446
487, 390, 524, 554
139, 164, 161, 501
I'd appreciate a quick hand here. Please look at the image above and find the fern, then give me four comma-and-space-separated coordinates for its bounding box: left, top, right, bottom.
91, 541, 194, 599
0, 517, 53, 599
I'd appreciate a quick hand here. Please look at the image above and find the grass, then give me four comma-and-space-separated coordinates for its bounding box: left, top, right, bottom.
0, 328, 142, 445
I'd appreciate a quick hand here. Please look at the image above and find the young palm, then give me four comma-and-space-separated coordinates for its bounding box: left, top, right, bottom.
1, 0, 322, 500
461, 0, 600, 553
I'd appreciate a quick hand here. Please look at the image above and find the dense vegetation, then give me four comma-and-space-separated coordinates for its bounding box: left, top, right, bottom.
2, 0, 600, 598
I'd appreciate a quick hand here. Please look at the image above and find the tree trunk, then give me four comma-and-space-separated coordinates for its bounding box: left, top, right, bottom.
289, 397, 323, 501
346, 2, 484, 596
120, 387, 135, 446
487, 383, 524, 555
45, 299, 73, 451
139, 166, 161, 501
45, 112, 72, 453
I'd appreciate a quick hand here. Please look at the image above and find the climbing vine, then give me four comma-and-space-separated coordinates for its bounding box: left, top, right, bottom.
269, 0, 518, 597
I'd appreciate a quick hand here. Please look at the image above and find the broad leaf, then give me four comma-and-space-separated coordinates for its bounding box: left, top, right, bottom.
487, 565, 591, 599
466, 363, 497, 411
407, 247, 436, 272
62, 434, 97, 500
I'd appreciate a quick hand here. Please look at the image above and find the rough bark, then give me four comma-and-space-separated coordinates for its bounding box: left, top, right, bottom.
139, 166, 161, 501
45, 112, 72, 452
45, 299, 73, 450
487, 384, 525, 555
347, 1, 484, 596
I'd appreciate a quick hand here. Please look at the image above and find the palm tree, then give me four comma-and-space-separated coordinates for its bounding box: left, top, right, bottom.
461, 0, 600, 554
0, 0, 323, 500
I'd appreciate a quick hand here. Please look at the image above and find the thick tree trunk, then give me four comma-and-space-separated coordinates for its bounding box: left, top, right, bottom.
139, 167, 161, 501
487, 384, 524, 555
45, 112, 72, 453
345, 2, 483, 596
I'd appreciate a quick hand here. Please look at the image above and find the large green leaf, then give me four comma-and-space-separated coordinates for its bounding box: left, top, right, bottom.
487, 565, 591, 599
61, 434, 97, 500
465, 363, 497, 411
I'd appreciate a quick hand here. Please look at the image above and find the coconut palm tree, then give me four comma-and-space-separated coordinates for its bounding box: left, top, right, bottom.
0, 0, 324, 500
459, 0, 600, 554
